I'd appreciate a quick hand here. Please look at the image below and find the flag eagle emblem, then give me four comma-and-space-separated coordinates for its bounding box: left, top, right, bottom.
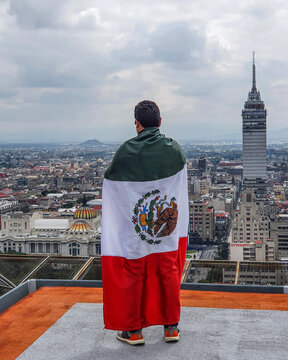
132, 189, 178, 245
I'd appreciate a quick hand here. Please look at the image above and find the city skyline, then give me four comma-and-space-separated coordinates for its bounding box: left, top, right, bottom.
0, 1, 288, 142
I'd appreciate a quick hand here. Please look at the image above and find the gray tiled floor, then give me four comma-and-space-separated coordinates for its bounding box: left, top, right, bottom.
17, 303, 288, 360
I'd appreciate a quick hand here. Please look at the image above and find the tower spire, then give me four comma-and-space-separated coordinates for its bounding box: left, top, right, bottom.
252, 51, 257, 92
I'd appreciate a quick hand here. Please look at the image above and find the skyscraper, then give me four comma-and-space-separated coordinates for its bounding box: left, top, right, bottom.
242, 53, 267, 198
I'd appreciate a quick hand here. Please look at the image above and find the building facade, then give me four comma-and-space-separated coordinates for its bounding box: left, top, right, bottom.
0, 206, 101, 257
229, 189, 274, 261
189, 200, 215, 243
270, 214, 288, 259
242, 53, 267, 198
214, 211, 229, 241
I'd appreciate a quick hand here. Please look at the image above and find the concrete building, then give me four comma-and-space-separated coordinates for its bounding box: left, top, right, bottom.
270, 214, 288, 259
229, 189, 274, 261
0, 200, 19, 214
223, 261, 286, 285
242, 53, 267, 198
189, 200, 214, 243
198, 156, 207, 177
190, 177, 211, 196
215, 211, 229, 241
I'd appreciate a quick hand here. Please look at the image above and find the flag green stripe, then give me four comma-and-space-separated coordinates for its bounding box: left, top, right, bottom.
104, 127, 186, 182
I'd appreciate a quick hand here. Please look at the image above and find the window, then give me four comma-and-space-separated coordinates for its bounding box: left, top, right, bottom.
96, 244, 101, 255
38, 243, 43, 253
30, 243, 36, 253
69, 242, 80, 256
53, 243, 59, 254
46, 243, 50, 253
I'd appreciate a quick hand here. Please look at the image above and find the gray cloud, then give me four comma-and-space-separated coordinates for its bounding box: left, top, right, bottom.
8, 0, 64, 29
150, 23, 205, 67
0, 0, 287, 142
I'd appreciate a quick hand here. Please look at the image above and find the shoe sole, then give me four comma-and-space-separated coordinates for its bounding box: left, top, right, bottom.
165, 336, 179, 342
116, 335, 145, 345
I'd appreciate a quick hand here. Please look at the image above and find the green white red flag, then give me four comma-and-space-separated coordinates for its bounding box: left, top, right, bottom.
101, 127, 189, 330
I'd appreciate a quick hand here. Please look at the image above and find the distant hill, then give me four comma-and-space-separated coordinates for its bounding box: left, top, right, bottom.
78, 139, 103, 148
268, 127, 288, 142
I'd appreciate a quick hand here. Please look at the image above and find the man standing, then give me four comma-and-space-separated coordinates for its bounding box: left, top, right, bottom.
101, 100, 189, 345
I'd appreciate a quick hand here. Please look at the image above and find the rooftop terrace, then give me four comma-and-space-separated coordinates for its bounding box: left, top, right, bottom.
1, 279, 288, 360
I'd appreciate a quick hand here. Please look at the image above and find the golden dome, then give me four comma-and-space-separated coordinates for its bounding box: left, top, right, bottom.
70, 221, 91, 232
74, 208, 96, 219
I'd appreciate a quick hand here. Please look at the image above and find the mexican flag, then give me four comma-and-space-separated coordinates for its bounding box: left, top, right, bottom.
101, 127, 189, 331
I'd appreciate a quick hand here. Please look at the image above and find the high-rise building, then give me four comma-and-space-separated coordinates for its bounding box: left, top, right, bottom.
242, 53, 267, 198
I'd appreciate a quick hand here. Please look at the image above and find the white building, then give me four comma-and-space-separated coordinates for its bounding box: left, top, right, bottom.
0, 206, 101, 257
229, 189, 274, 261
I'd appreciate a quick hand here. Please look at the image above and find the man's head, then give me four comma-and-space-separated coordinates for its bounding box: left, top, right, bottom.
134, 100, 161, 134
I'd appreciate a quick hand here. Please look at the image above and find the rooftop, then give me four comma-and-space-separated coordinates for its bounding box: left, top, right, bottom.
33, 219, 70, 230
0, 280, 288, 360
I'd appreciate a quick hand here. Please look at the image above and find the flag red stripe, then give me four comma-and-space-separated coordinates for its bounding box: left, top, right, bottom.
101, 237, 187, 330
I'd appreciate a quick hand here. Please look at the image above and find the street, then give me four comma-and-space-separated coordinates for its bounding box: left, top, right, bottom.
188, 246, 217, 283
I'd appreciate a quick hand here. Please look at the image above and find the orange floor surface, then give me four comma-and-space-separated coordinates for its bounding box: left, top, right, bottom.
1, 287, 288, 360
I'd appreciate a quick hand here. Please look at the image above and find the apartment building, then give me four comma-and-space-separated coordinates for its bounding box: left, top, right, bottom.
190, 200, 215, 242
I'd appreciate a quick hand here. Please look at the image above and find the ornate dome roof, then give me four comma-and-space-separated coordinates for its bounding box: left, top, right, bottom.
74, 195, 96, 219
74, 208, 96, 219
70, 221, 91, 232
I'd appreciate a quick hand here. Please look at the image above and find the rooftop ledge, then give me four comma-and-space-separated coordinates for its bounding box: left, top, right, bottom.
1, 280, 288, 360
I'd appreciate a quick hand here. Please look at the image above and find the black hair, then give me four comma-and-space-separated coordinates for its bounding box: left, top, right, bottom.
134, 100, 161, 128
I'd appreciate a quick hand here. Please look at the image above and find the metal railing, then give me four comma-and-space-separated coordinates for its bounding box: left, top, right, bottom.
182, 259, 288, 285
0, 254, 101, 296
1, 254, 288, 297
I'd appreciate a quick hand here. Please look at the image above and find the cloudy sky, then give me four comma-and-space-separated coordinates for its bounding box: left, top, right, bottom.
0, 0, 287, 143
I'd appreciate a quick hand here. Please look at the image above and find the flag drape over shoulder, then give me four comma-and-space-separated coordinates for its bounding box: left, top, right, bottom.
101, 127, 189, 330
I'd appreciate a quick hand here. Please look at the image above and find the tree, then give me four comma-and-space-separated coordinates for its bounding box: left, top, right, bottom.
215, 243, 229, 260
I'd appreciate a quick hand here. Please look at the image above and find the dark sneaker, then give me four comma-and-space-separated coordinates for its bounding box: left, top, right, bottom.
116, 330, 145, 345
164, 326, 180, 342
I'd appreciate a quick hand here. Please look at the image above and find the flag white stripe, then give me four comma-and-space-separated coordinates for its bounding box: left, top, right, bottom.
101, 165, 188, 260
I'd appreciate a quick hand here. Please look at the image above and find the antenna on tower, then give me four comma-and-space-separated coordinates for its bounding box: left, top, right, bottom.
252, 51, 257, 92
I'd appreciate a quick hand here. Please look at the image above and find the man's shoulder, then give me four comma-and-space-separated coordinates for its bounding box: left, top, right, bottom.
116, 130, 186, 165
159, 134, 186, 160
104, 129, 186, 181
